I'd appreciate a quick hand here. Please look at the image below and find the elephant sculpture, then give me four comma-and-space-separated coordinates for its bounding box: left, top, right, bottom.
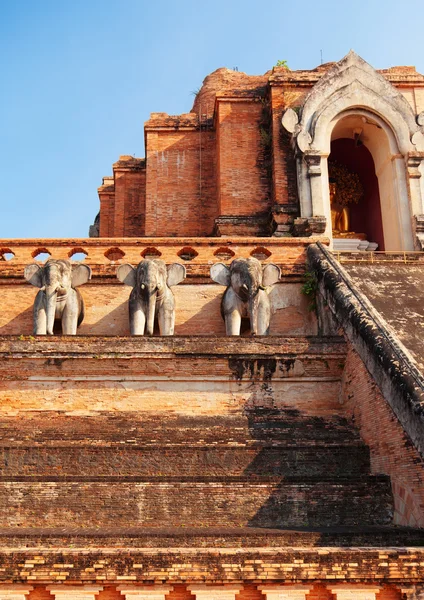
117, 259, 186, 336
24, 259, 92, 335
210, 257, 281, 335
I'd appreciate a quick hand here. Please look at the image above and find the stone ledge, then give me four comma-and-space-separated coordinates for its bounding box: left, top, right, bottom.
0, 335, 346, 357
0, 525, 422, 548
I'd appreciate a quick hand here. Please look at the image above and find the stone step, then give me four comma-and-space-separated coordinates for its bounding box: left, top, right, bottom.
0, 412, 362, 446
0, 336, 346, 415
0, 525, 421, 548
0, 444, 370, 477
0, 476, 393, 528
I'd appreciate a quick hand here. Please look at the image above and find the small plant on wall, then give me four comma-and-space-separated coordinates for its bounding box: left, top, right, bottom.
301, 270, 318, 312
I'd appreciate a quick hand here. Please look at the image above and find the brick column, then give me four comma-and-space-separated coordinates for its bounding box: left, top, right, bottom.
117, 586, 173, 600
47, 586, 103, 600
329, 587, 381, 600
259, 585, 313, 600
188, 585, 243, 600
0, 585, 33, 600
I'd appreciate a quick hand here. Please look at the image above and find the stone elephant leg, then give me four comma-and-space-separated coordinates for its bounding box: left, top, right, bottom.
129, 297, 146, 335
158, 292, 176, 336
225, 311, 242, 335
256, 291, 272, 336
158, 307, 175, 336
33, 291, 47, 335
61, 290, 80, 335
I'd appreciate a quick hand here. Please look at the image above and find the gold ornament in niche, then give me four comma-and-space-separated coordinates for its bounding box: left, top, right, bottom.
328, 161, 364, 234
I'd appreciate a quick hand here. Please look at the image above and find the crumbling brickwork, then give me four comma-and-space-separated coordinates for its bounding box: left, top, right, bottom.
96, 63, 424, 238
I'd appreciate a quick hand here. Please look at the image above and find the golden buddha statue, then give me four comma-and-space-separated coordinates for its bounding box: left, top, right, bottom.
329, 181, 350, 233
328, 162, 365, 239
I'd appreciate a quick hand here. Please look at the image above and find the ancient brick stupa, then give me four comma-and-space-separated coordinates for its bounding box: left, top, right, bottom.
0, 51, 424, 600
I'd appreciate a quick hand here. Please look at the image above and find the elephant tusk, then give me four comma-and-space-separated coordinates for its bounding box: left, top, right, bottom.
242, 284, 249, 291
258, 285, 266, 291
141, 284, 145, 290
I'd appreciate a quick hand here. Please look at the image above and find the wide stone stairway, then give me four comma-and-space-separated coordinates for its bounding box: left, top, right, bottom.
0, 334, 421, 551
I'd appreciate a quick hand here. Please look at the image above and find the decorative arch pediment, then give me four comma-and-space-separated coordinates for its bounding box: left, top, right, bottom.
282, 50, 424, 153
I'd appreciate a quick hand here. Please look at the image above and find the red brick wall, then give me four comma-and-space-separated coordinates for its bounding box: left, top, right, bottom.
217, 99, 270, 217
28, 588, 53, 600
270, 87, 299, 207
97, 588, 122, 600
99, 190, 115, 237
115, 170, 146, 237
306, 584, 335, 600
145, 129, 211, 236
167, 585, 195, 600
376, 587, 402, 600
342, 344, 424, 527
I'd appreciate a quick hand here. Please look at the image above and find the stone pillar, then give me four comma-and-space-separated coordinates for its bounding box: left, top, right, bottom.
259, 584, 313, 599
117, 586, 173, 600
329, 586, 381, 600
188, 585, 243, 600
47, 586, 103, 600
0, 585, 33, 600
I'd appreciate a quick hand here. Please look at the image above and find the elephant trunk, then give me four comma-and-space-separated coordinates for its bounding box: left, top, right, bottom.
45, 286, 58, 335
145, 292, 157, 336
249, 291, 259, 336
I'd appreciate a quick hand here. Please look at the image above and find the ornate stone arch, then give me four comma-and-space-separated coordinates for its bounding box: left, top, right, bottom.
282, 51, 424, 250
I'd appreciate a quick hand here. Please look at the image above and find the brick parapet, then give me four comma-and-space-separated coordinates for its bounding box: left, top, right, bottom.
0, 237, 327, 269
0, 548, 423, 585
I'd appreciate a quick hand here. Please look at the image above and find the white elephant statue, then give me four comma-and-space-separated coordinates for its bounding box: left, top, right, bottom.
24, 259, 92, 335
210, 257, 281, 335
117, 259, 186, 336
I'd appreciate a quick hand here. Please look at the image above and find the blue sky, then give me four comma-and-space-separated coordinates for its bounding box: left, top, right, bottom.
1, 0, 423, 239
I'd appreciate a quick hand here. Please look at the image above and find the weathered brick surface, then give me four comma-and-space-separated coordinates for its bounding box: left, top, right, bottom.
18, 583, 410, 600
0, 548, 423, 584
97, 63, 424, 237
0, 477, 393, 529
0, 445, 370, 478
216, 99, 269, 217
342, 344, 424, 528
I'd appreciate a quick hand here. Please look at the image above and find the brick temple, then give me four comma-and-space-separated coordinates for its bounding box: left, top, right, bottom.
0, 52, 424, 600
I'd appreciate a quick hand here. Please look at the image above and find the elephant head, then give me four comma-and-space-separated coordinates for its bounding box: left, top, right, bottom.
117, 259, 186, 335
24, 259, 92, 335
210, 257, 281, 335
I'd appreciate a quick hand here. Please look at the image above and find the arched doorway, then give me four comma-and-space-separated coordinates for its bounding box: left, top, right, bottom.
327, 111, 414, 251
329, 119, 385, 250
281, 52, 424, 251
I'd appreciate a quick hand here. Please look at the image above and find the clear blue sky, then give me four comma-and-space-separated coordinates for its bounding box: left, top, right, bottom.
1, 0, 423, 239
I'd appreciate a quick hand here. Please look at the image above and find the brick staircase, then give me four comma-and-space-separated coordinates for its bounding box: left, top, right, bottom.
0, 338, 408, 547
0, 335, 417, 549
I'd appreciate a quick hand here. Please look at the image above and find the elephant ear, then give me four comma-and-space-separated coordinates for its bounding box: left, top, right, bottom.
210, 263, 231, 287
24, 264, 43, 287
262, 264, 281, 286
117, 264, 136, 287
72, 264, 92, 288
167, 263, 186, 287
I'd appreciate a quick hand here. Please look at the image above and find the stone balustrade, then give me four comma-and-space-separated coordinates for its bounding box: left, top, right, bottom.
0, 237, 322, 272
